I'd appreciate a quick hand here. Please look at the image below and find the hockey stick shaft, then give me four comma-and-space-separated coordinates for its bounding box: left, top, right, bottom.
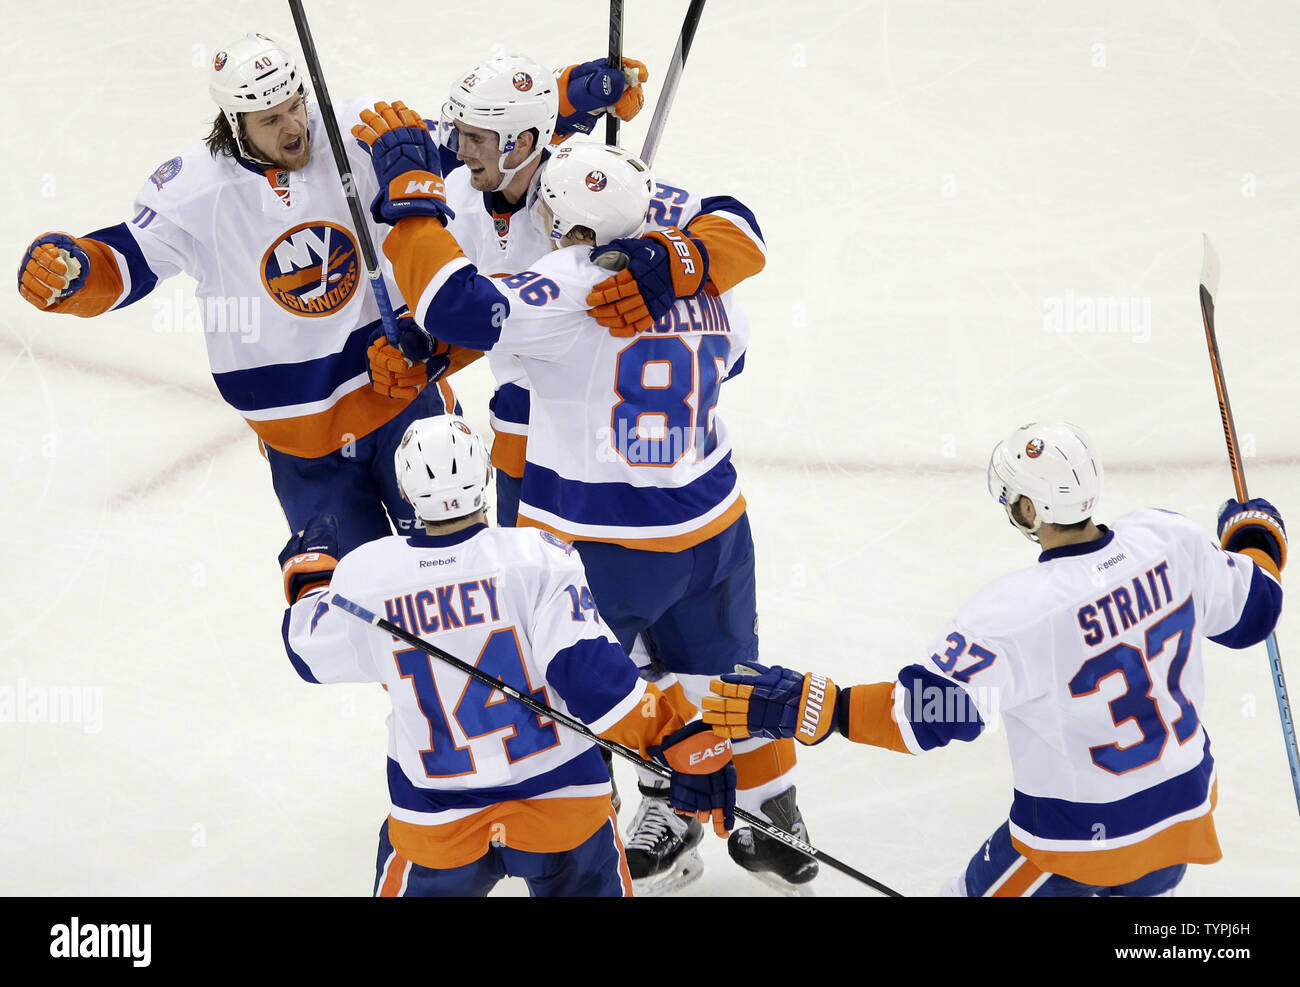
639, 0, 707, 166
1199, 235, 1300, 816
606, 0, 623, 146
287, 0, 401, 345
329, 591, 902, 895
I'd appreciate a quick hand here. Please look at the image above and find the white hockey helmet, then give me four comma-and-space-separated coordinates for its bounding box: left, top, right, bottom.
440, 54, 559, 190
209, 33, 304, 160
395, 416, 493, 524
535, 140, 654, 245
987, 422, 1101, 540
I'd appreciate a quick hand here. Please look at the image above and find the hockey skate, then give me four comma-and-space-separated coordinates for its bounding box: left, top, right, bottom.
624, 783, 704, 896
727, 786, 818, 896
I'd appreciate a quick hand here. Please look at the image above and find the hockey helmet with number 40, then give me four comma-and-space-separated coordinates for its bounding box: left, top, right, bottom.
395, 415, 493, 524
987, 422, 1101, 540
209, 33, 304, 159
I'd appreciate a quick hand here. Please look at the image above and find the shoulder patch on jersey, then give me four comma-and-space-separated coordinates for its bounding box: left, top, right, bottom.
539, 530, 576, 555
149, 156, 183, 189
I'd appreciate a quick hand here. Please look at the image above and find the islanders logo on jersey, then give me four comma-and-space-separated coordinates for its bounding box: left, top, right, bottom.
585, 170, 608, 192
149, 157, 183, 189
512, 71, 533, 91
260, 221, 361, 318
1025, 437, 1045, 458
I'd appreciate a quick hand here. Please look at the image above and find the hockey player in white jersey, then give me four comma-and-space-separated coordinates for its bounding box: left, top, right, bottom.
370, 134, 814, 893
14, 33, 497, 557
704, 422, 1286, 896
279, 415, 736, 897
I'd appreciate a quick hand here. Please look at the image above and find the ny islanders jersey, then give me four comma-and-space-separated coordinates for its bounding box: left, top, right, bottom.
79, 99, 454, 459
869, 509, 1282, 885
491, 247, 751, 551
282, 523, 684, 868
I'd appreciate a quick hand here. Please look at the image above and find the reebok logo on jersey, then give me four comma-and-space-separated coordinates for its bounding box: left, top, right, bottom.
419, 557, 457, 567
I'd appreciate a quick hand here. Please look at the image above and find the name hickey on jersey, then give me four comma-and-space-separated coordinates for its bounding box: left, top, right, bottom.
383, 578, 502, 637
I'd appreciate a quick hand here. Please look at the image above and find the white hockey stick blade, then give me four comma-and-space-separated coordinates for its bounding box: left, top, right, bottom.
1200, 233, 1220, 299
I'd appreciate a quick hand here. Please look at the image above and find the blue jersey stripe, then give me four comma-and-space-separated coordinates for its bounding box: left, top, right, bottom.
386, 746, 609, 812
692, 195, 766, 244
1209, 561, 1282, 649
211, 316, 387, 413
1010, 737, 1214, 842
520, 453, 739, 529
898, 664, 986, 750
280, 609, 321, 684
546, 638, 641, 725
87, 222, 159, 310
490, 381, 531, 425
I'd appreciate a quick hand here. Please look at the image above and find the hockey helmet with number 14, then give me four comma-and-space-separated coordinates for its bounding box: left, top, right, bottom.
987, 422, 1101, 540
396, 416, 493, 524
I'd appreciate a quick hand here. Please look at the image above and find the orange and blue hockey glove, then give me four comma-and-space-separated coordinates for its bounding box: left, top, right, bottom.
555, 57, 649, 136
279, 514, 341, 604
1217, 497, 1287, 573
18, 233, 90, 309
587, 228, 709, 335
367, 321, 451, 400
648, 720, 736, 836
351, 101, 454, 226
704, 661, 841, 746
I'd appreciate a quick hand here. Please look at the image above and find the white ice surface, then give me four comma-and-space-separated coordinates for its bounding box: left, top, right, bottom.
1, 1, 1298, 897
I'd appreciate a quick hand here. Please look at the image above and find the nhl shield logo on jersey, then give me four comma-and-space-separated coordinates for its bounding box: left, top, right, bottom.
585, 170, 608, 192
149, 157, 183, 189
260, 221, 361, 318
512, 71, 534, 91
1025, 438, 1045, 459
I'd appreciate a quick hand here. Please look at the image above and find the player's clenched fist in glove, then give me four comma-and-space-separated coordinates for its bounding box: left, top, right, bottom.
587, 227, 709, 335
647, 720, 736, 836
1217, 497, 1287, 573
279, 514, 341, 604
704, 661, 841, 746
18, 233, 90, 310
367, 321, 452, 400
352, 101, 455, 227
556, 57, 650, 134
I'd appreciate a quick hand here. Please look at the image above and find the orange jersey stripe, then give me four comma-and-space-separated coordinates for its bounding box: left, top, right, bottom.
517, 492, 747, 553
376, 849, 410, 897
733, 737, 797, 790
382, 215, 468, 313
844, 682, 912, 753
245, 381, 416, 458
47, 237, 125, 318
1011, 782, 1222, 886
686, 213, 766, 295
491, 429, 528, 478
608, 805, 635, 897
387, 794, 613, 870
991, 857, 1046, 897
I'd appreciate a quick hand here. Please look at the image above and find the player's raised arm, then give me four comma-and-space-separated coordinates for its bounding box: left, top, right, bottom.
351, 101, 508, 365
553, 57, 649, 138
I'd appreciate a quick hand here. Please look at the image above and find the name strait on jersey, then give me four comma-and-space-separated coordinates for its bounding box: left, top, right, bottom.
1077, 560, 1175, 645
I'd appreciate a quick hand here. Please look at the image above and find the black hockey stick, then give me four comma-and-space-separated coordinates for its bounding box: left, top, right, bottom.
606, 0, 624, 146
639, 0, 707, 166
1198, 235, 1300, 816
329, 591, 904, 896
287, 0, 402, 345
